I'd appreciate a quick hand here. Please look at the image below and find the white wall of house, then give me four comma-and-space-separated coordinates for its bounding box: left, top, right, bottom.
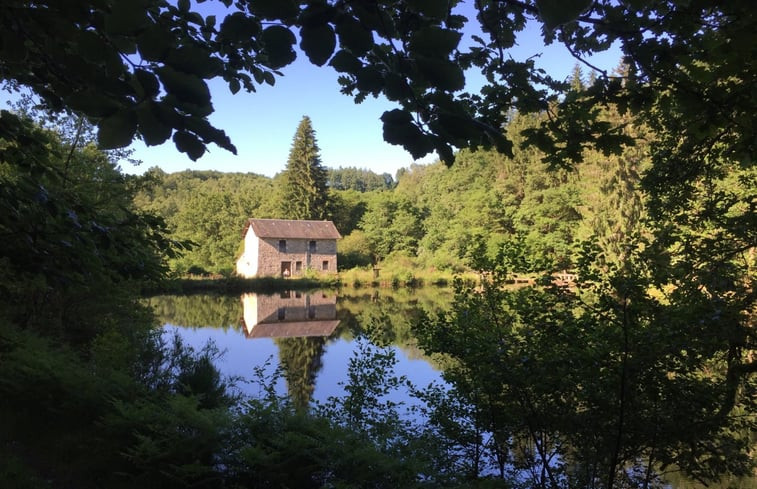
235, 230, 260, 278
241, 293, 259, 334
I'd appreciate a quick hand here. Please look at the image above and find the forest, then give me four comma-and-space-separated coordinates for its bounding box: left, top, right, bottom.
1, 0, 755, 488
132, 84, 642, 281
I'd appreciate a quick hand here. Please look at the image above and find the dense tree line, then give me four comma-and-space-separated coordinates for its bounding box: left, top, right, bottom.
131, 83, 646, 277
327, 166, 395, 192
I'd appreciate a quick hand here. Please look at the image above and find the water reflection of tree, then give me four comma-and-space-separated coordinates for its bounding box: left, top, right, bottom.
275, 336, 326, 411
147, 294, 241, 330
337, 287, 453, 363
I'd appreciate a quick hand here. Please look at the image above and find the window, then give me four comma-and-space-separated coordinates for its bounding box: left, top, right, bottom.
309, 240, 316, 253
277, 307, 285, 320
295, 261, 302, 272
278, 239, 286, 252
322, 260, 329, 270
280, 291, 291, 299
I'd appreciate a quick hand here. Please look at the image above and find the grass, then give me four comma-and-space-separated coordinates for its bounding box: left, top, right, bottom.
337, 265, 474, 289
143, 265, 475, 295
144, 274, 341, 295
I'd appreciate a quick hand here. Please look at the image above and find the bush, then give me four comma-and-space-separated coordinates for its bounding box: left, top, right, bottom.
338, 231, 373, 269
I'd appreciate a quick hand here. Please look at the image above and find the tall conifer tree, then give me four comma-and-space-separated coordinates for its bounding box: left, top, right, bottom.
280, 116, 331, 220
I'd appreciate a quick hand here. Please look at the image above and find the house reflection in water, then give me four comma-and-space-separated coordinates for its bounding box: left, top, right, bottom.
241, 291, 340, 339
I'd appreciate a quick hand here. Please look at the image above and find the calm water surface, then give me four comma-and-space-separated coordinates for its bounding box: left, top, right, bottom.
149, 288, 453, 407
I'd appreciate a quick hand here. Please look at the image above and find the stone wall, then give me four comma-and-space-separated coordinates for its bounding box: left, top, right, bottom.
255, 237, 338, 276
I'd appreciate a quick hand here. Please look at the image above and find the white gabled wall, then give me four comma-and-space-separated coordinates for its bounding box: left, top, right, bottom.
235, 228, 260, 278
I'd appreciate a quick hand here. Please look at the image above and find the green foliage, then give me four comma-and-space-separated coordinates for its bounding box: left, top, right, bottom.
148, 294, 242, 329
415, 250, 756, 487
337, 229, 373, 269
0, 111, 178, 343
2, 2, 755, 486
0, 317, 237, 489
132, 168, 274, 274
329, 188, 369, 235
359, 191, 425, 261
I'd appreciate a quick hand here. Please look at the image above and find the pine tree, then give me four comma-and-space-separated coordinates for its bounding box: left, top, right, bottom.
569, 64, 585, 92
280, 116, 331, 220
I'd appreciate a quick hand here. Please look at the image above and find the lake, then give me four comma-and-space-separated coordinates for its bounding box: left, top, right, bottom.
148, 287, 454, 410
147, 287, 754, 489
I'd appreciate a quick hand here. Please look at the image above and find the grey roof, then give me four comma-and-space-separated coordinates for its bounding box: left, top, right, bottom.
244, 320, 341, 338
243, 218, 341, 239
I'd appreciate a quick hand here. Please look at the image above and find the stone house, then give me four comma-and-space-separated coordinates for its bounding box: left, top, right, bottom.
235, 218, 341, 278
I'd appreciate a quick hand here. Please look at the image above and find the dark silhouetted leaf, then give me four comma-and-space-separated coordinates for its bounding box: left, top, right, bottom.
219, 12, 261, 43
137, 102, 172, 146
416, 57, 465, 91
409, 27, 461, 57
535, 0, 592, 31
381, 109, 433, 158
335, 16, 373, 55
98, 110, 137, 149
299, 3, 336, 28
355, 67, 383, 93
173, 130, 205, 160
65, 91, 120, 118
301, 24, 336, 66
249, 0, 298, 20
134, 69, 160, 98
104, 2, 149, 35
407, 0, 450, 19
166, 47, 222, 78
156, 66, 211, 105
329, 50, 362, 73
261, 25, 297, 69
384, 74, 413, 101
228, 78, 241, 94
137, 25, 173, 61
